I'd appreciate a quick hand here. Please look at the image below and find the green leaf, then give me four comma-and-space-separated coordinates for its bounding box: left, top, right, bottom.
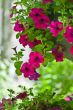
15, 69, 21, 75
32, 44, 44, 53
14, 61, 22, 69
16, 33, 20, 39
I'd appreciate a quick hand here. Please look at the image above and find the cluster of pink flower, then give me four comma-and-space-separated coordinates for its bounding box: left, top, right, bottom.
20, 52, 44, 80
0, 92, 28, 110
13, 0, 73, 79
14, 20, 44, 80
19, 34, 42, 48
29, 8, 50, 29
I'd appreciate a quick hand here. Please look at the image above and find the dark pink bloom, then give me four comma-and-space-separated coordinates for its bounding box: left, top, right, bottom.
55, 52, 64, 62
52, 44, 64, 62
20, 62, 35, 77
64, 26, 73, 43
19, 34, 29, 47
29, 71, 40, 80
10, 13, 13, 18
51, 107, 62, 110
34, 15, 50, 29
16, 92, 28, 100
19, 35, 42, 48
14, 20, 24, 32
69, 46, 73, 55
50, 20, 63, 37
29, 8, 44, 20
42, 0, 53, 4
0, 102, 4, 110
64, 96, 72, 102
29, 38, 42, 48
29, 52, 44, 68
2, 98, 12, 105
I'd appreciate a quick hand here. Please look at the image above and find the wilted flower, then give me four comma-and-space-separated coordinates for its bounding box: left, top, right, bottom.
16, 92, 28, 100
52, 44, 64, 62
29, 71, 40, 80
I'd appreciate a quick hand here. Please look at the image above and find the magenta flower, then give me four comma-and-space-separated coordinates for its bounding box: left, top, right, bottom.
42, 0, 53, 4
55, 52, 64, 62
64, 26, 73, 43
20, 62, 35, 77
64, 96, 72, 102
29, 52, 44, 68
31, 38, 42, 47
16, 92, 28, 100
0, 102, 4, 110
19, 34, 42, 48
52, 44, 64, 62
69, 46, 73, 55
51, 107, 62, 110
14, 20, 25, 32
34, 15, 50, 29
29, 71, 40, 80
19, 34, 29, 47
29, 8, 44, 20
50, 20, 63, 37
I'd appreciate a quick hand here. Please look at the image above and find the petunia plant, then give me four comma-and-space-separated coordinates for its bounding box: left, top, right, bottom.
9, 0, 73, 109
10, 0, 73, 79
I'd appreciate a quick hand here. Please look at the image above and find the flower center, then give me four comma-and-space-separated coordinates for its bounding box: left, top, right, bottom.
25, 67, 29, 72
56, 27, 59, 30
40, 18, 44, 23
35, 13, 39, 16
35, 56, 39, 61
20, 24, 24, 28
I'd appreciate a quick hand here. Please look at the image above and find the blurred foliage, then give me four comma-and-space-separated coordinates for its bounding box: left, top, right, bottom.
35, 59, 73, 101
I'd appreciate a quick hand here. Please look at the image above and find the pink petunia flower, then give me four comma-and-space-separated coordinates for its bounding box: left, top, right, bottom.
14, 20, 25, 32
29, 52, 44, 68
69, 46, 73, 55
29, 71, 41, 80
64, 26, 73, 43
20, 62, 35, 77
19, 34, 29, 47
42, 0, 53, 4
64, 96, 72, 102
29, 8, 44, 20
50, 20, 63, 37
34, 15, 50, 29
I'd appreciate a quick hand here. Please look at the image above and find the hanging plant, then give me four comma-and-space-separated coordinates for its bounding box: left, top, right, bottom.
3, 0, 73, 109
